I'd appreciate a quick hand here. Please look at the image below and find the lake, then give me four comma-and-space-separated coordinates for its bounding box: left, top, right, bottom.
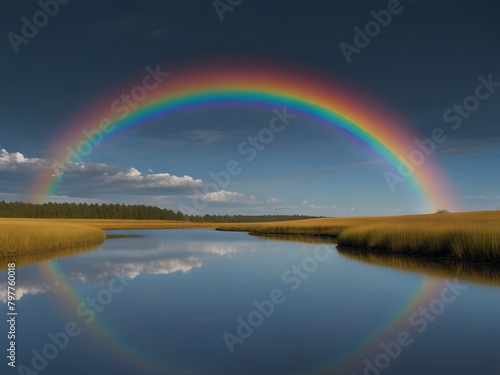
1, 229, 499, 375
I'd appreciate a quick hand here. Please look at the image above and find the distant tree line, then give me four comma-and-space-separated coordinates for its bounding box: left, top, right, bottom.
0, 201, 316, 222
0, 201, 183, 220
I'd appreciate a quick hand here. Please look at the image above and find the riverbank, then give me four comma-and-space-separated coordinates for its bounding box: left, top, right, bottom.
215, 211, 500, 262
1, 211, 499, 262
336, 247, 500, 287
0, 219, 106, 256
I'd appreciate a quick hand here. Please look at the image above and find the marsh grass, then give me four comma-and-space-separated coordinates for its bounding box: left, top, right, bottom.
0, 219, 215, 260
1, 212, 499, 262
337, 222, 500, 261
0, 219, 106, 257
216, 211, 500, 261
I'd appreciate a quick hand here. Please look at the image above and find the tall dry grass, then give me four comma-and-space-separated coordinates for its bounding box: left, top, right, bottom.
1, 211, 499, 262
0, 219, 106, 257
216, 211, 500, 261
337, 223, 500, 261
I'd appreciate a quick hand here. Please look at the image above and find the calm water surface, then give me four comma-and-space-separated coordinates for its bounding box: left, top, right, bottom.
1, 229, 499, 375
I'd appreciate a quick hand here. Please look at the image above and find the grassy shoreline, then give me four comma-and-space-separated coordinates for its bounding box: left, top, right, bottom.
0, 219, 218, 259
0, 219, 106, 256
215, 211, 500, 262
1, 211, 500, 262
336, 247, 500, 287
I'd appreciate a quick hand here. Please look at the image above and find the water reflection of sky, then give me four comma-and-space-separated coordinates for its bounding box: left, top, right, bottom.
0, 229, 499, 375
0, 229, 261, 301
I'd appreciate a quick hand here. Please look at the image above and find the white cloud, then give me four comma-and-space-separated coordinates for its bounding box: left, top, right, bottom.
0, 150, 288, 208
301, 200, 336, 210
266, 198, 281, 203
0, 149, 48, 171
69, 163, 111, 171
188, 190, 258, 204
0, 283, 50, 302
107, 167, 203, 189
195, 243, 253, 256
71, 258, 203, 282
0, 149, 205, 197
0, 149, 112, 177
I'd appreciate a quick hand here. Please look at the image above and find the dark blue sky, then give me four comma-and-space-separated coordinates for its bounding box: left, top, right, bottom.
1, 0, 499, 215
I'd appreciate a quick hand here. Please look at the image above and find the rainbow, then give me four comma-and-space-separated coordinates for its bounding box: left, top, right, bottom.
29, 62, 457, 373
39, 256, 443, 375
31, 63, 456, 211
313, 277, 445, 374
39, 260, 184, 373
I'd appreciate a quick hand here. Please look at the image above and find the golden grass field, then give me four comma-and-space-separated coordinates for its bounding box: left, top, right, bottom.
0, 219, 106, 256
1, 210, 499, 262
216, 211, 500, 261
